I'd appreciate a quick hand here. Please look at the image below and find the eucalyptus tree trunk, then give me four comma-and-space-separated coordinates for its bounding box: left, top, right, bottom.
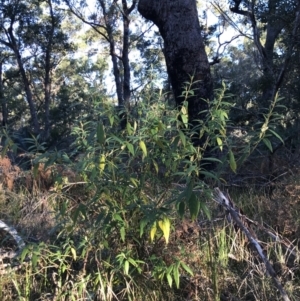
138, 0, 213, 129
12, 45, 40, 134
0, 60, 8, 127
98, 0, 124, 107
66, 0, 137, 128
98, 0, 137, 128
43, 0, 56, 141
122, 0, 136, 106
5, 27, 40, 134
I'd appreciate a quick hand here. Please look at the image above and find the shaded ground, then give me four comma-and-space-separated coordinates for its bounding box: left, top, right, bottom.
1, 147, 300, 300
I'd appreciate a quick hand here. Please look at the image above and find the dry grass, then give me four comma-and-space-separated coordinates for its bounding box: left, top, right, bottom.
1, 153, 300, 300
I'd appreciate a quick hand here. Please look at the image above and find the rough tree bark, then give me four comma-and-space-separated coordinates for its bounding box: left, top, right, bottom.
0, 60, 8, 127
0, 21, 40, 134
138, 0, 213, 130
8, 29, 40, 134
43, 0, 56, 141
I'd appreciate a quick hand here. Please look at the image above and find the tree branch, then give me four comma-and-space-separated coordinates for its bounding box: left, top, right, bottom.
62, 3, 110, 43
213, 188, 291, 301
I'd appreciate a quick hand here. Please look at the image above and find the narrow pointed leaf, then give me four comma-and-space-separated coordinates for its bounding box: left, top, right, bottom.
178, 130, 186, 147
124, 260, 129, 275
152, 159, 159, 174
262, 138, 273, 152
150, 222, 157, 242
200, 202, 211, 220
180, 262, 194, 276
140, 218, 147, 237
99, 155, 106, 171
158, 217, 171, 244
126, 122, 132, 135
139, 140, 147, 157
181, 114, 188, 127
125, 142, 135, 156
120, 227, 125, 242
268, 128, 284, 143
97, 122, 105, 145
166, 273, 173, 287
229, 150, 237, 173
173, 265, 180, 289
188, 192, 200, 221
70, 247, 77, 261
178, 201, 185, 219
216, 137, 223, 151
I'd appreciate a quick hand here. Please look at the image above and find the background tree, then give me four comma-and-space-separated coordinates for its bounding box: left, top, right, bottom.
0, 0, 73, 137
214, 0, 300, 107
0, 0, 40, 133
0, 50, 12, 127
50, 51, 109, 139
65, 0, 138, 112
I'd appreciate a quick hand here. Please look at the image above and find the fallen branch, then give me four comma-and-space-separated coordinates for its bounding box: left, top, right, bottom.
213, 188, 291, 301
0, 219, 26, 274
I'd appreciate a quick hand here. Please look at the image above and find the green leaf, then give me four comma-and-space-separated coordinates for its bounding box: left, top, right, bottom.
110, 134, 124, 144
70, 247, 77, 261
152, 159, 159, 174
178, 201, 185, 219
181, 114, 188, 128
96, 122, 105, 145
178, 130, 186, 147
125, 142, 135, 156
158, 217, 171, 244
166, 273, 173, 287
185, 180, 194, 202
32, 253, 38, 269
221, 111, 228, 120
133, 121, 137, 133
20, 246, 30, 262
202, 157, 222, 163
129, 177, 139, 187
229, 150, 237, 173
120, 227, 126, 242
262, 138, 273, 152
150, 222, 157, 242
113, 214, 123, 222
139, 140, 147, 157
140, 218, 147, 237
199, 170, 220, 181
124, 260, 129, 275
126, 122, 133, 135
216, 137, 223, 151
173, 264, 180, 289
99, 154, 106, 171
268, 128, 284, 143
108, 114, 114, 126
200, 202, 211, 220
180, 262, 194, 276
188, 192, 200, 221
127, 257, 138, 267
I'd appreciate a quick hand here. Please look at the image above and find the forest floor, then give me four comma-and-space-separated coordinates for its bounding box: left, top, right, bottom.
1, 147, 300, 301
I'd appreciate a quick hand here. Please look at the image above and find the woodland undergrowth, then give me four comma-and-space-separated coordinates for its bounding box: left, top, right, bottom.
1, 84, 300, 301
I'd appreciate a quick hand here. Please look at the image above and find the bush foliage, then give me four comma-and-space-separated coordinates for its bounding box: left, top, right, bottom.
1, 83, 297, 301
